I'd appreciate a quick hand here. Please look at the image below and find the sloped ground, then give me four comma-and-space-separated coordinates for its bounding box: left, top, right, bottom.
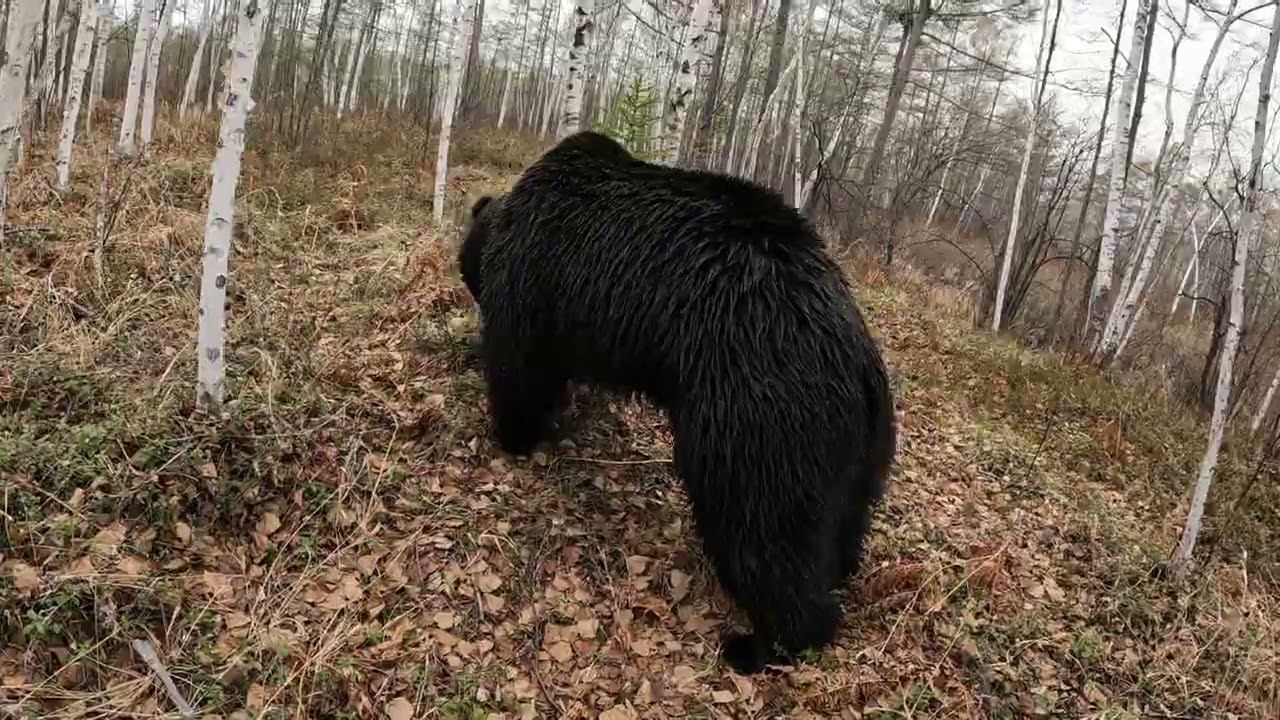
2, 120, 1277, 718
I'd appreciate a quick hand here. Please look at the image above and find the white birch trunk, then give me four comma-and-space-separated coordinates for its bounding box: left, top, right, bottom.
797, 116, 844, 211
432, 0, 474, 224
196, 0, 269, 411
205, 18, 223, 114
497, 61, 515, 127
740, 52, 797, 176
991, 0, 1053, 332
140, 0, 176, 150
662, 0, 717, 165
119, 0, 159, 155
0, 0, 44, 243
1169, 0, 1280, 577
335, 33, 355, 112
1171, 216, 1202, 318
87, 0, 112, 133
788, 4, 808, 205
1087, 0, 1154, 342
56, 0, 100, 191
344, 23, 374, 114
1099, 0, 1236, 361
925, 160, 952, 228
1252, 365, 1280, 436
542, 69, 564, 137
29, 2, 79, 108
180, 0, 215, 120
558, 0, 594, 139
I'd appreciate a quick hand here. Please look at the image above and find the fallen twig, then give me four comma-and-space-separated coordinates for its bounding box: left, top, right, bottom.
132, 639, 197, 720
562, 455, 672, 465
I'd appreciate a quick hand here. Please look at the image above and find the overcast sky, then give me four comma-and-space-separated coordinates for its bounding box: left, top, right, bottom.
1011, 0, 1276, 163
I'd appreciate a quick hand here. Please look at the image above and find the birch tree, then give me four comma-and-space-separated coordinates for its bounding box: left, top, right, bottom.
0, 0, 43, 243
1252, 365, 1280, 436
558, 0, 594, 139
992, 0, 1054, 331
180, 0, 216, 120
1096, 0, 1252, 362
433, 0, 475, 223
140, 0, 177, 150
1169, 0, 1280, 578
56, 0, 100, 191
860, 0, 932, 213
1086, 0, 1153, 346
119, 0, 160, 155
662, 0, 718, 165
87, 0, 112, 133
197, 0, 270, 410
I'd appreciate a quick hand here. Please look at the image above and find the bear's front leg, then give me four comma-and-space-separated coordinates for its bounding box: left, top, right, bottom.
484, 355, 566, 457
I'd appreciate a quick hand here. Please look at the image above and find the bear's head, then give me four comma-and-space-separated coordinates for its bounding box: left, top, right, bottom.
459, 194, 500, 303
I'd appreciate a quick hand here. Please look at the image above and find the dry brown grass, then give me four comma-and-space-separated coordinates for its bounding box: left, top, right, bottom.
1, 113, 1278, 718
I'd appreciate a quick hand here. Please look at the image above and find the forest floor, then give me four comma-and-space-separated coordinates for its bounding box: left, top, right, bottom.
2, 117, 1279, 719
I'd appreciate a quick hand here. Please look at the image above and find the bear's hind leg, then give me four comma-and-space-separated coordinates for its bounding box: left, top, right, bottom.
836, 502, 872, 583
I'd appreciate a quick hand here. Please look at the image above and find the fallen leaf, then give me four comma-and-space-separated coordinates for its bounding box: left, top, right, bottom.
626, 555, 649, 577
386, 696, 414, 720
200, 463, 218, 478
599, 705, 636, 720
546, 641, 573, 663
711, 690, 734, 703
65, 556, 96, 576
246, 683, 267, 710
338, 574, 363, 601
670, 569, 691, 602
11, 563, 40, 592
174, 522, 193, 545
1043, 576, 1065, 603
258, 513, 281, 536
117, 556, 150, 576
89, 523, 126, 555
434, 611, 456, 629
671, 665, 697, 687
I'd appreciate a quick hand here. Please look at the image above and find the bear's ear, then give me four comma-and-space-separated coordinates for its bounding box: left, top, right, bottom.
471, 195, 495, 219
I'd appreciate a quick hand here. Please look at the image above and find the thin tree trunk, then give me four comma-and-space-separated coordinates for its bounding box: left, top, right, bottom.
693, 0, 728, 168
86, 0, 112, 133
56, 0, 98, 191
1099, 0, 1237, 363
558, 0, 594, 139
785, 0, 815, 200
663, 0, 717, 165
1251, 364, 1280, 436
343, 3, 378, 114
1170, 0, 1280, 578
740, 50, 797, 176
196, 0, 269, 411
464, 0, 485, 99
433, 0, 473, 223
1086, 0, 1153, 346
180, 0, 215, 119
1053, 0, 1126, 345
718, 0, 762, 172
139, 0, 175, 150
860, 0, 931, 221
992, 0, 1056, 331
119, 0, 158, 155
757, 0, 791, 119
0, 0, 45, 245
1123, 1, 1158, 185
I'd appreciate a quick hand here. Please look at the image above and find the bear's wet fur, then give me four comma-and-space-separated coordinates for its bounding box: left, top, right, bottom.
458, 131, 895, 673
